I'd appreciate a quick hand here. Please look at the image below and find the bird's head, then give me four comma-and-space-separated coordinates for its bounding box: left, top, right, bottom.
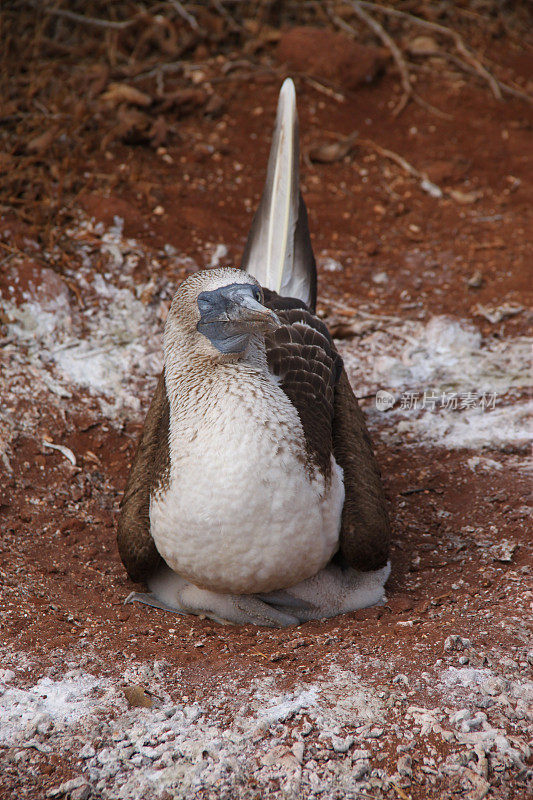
165, 267, 280, 362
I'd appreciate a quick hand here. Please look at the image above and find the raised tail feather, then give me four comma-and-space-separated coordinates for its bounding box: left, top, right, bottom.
242, 78, 317, 313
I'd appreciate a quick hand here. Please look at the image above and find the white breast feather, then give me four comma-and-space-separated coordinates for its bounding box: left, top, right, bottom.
150, 365, 344, 594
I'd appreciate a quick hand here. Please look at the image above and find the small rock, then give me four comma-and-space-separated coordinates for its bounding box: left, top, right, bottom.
204, 93, 225, 118
25, 712, 51, 738
261, 745, 291, 767
123, 685, 152, 708
372, 271, 388, 284
96, 748, 115, 766
481, 677, 506, 696
331, 734, 354, 753
70, 786, 91, 800
352, 760, 370, 780
321, 258, 343, 272
130, 754, 151, 767
153, 751, 174, 770
101, 83, 151, 108
466, 712, 487, 732
366, 727, 384, 738
291, 741, 305, 764
449, 188, 484, 204
397, 742, 415, 753
460, 766, 490, 800
451, 709, 471, 726
474, 302, 523, 324
79, 744, 96, 759
46, 777, 88, 799
407, 35, 439, 56
467, 271, 484, 289
489, 540, 517, 563
397, 754, 412, 777
392, 674, 409, 686
444, 635, 471, 652
476, 696, 494, 710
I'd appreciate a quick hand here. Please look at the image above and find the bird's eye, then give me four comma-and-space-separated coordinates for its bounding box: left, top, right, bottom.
253, 288, 262, 302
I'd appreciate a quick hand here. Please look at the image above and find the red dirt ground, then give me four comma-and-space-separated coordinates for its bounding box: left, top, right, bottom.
1, 6, 532, 799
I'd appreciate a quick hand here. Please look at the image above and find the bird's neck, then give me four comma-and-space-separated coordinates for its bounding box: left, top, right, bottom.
164, 332, 271, 412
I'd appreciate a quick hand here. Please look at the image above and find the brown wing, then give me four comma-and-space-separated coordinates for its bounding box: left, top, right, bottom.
264, 289, 390, 571
332, 371, 390, 571
264, 289, 341, 479
116, 370, 169, 582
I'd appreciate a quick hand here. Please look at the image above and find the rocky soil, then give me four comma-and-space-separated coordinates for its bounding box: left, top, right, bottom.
1, 4, 532, 799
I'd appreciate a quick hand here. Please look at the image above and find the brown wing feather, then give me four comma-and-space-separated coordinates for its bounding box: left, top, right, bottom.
265, 288, 390, 571
116, 370, 169, 582
332, 371, 391, 571
264, 292, 340, 479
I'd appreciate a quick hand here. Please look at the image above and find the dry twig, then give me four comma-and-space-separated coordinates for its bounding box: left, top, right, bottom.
210, 0, 243, 32
358, 136, 446, 198
41, 6, 140, 31
356, 0, 501, 99
332, 2, 451, 118
300, 75, 346, 103
333, 0, 531, 113
356, 0, 533, 104
167, 0, 206, 36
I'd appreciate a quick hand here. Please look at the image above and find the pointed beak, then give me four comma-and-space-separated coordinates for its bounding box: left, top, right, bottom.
230, 292, 281, 330
197, 283, 280, 332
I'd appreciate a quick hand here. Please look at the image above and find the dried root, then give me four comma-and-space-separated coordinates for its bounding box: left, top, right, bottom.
330, 0, 532, 116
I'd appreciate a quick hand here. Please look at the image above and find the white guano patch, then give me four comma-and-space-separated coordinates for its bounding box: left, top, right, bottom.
338, 315, 531, 452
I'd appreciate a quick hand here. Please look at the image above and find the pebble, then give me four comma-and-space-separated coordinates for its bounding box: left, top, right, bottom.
79, 744, 96, 759
451, 709, 487, 733
330, 734, 354, 753
70, 786, 91, 800
46, 777, 88, 798
153, 751, 174, 769
451, 709, 471, 725
96, 748, 114, 765
352, 749, 371, 761
482, 677, 507, 696
291, 741, 305, 764
397, 754, 412, 777
467, 270, 484, 289
444, 635, 471, 652
393, 674, 409, 685
352, 760, 370, 780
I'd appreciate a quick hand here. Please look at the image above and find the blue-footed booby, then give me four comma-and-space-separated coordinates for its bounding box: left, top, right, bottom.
117, 79, 391, 626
